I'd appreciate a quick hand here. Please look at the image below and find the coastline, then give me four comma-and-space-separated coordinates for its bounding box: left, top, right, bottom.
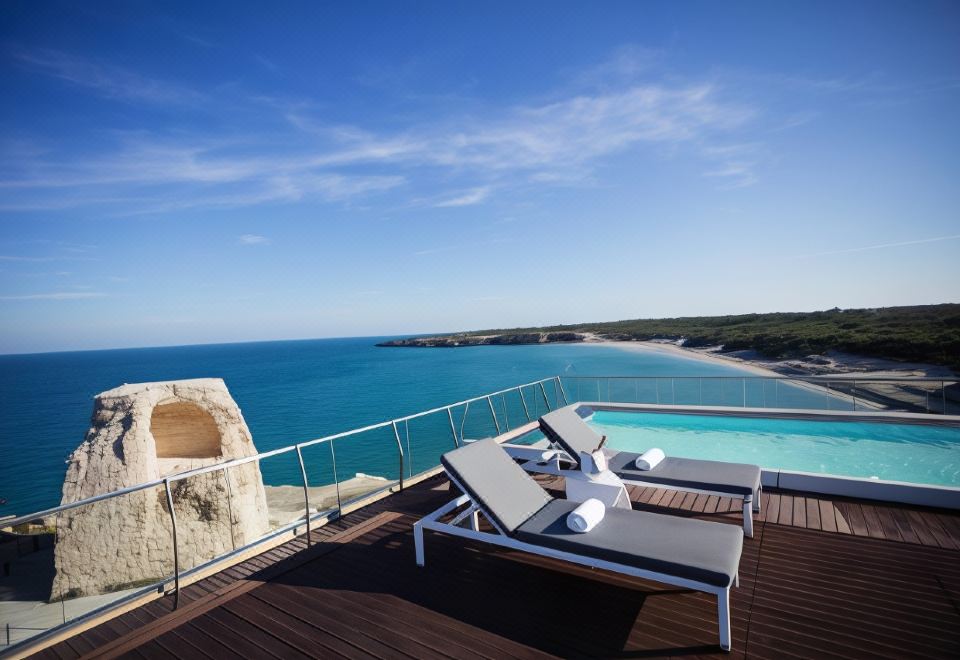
591, 340, 785, 377
599, 339, 956, 379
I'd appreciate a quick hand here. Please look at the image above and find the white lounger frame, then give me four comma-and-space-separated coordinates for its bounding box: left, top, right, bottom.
414, 481, 739, 651
506, 444, 760, 538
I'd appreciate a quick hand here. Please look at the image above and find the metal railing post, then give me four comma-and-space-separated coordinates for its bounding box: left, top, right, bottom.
329, 441, 342, 514
518, 387, 531, 421
447, 407, 461, 447
538, 381, 552, 411
742, 378, 746, 407
555, 376, 569, 406
501, 393, 510, 431
391, 422, 404, 492
672, 378, 676, 405
295, 445, 311, 545
459, 402, 470, 442
699, 377, 703, 405
162, 478, 180, 609
405, 420, 412, 477
852, 380, 857, 412
944, 381, 948, 415
486, 396, 502, 435
222, 467, 236, 551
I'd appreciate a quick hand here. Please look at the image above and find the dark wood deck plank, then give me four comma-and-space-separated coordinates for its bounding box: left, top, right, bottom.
859, 503, 887, 539
817, 499, 837, 533
29, 478, 960, 660
763, 492, 780, 524
804, 497, 821, 531
792, 496, 807, 528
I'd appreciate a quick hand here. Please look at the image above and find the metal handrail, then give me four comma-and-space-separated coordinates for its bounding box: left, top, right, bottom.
1, 376, 562, 530
563, 375, 955, 382
560, 375, 955, 416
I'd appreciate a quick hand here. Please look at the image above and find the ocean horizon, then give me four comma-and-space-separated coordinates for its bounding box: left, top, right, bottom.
0, 336, 759, 517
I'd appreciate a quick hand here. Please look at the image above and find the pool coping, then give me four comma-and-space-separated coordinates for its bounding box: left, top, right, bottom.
565, 402, 960, 510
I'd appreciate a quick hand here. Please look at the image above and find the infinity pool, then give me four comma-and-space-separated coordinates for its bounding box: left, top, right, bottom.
587, 410, 960, 487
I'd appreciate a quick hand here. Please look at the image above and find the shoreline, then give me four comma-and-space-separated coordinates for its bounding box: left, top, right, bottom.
590, 340, 786, 377
598, 339, 956, 379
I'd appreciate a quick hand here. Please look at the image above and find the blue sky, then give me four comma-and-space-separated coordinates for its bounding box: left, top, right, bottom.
1, 1, 959, 354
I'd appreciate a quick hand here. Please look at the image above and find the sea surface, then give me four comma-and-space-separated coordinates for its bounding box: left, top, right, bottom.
0, 337, 754, 516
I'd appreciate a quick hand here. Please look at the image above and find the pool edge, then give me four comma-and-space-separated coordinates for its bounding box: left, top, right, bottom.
569, 401, 960, 510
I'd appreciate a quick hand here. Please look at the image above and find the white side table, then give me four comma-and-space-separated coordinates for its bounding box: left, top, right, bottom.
564, 469, 632, 510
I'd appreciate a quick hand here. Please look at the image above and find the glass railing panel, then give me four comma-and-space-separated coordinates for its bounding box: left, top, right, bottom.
168, 468, 246, 574
501, 388, 533, 429
606, 378, 636, 403
298, 441, 339, 517
671, 377, 702, 405
458, 400, 499, 442
541, 379, 561, 410
327, 427, 399, 508
256, 450, 309, 536
49, 486, 174, 640
0, 513, 64, 649
405, 409, 459, 477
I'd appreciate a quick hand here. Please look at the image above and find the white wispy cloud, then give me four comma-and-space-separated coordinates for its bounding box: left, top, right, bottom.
1, 49, 765, 212
238, 234, 270, 245
701, 143, 763, 189
790, 234, 960, 259
0, 292, 106, 301
12, 49, 204, 105
432, 187, 491, 208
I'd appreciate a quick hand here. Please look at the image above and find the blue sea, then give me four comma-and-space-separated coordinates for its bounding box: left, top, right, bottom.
0, 337, 755, 517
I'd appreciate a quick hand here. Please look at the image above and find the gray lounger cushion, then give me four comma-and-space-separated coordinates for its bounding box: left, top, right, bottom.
539, 407, 602, 456
606, 453, 760, 498
441, 439, 553, 534
540, 408, 760, 499
514, 499, 743, 587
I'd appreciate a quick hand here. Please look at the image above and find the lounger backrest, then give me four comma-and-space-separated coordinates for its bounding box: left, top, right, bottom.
441, 439, 553, 534
538, 407, 602, 463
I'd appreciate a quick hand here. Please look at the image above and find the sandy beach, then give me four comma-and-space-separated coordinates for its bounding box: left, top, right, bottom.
585, 337, 956, 379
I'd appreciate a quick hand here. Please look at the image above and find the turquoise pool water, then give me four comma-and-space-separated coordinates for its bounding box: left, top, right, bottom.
587, 410, 960, 487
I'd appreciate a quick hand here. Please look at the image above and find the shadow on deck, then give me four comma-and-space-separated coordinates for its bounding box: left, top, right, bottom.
29, 475, 960, 659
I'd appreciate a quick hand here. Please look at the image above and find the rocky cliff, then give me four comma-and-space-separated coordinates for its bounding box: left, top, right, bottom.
378, 331, 586, 347
52, 379, 269, 599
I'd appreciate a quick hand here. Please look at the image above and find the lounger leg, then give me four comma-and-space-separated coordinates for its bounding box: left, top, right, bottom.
753, 486, 762, 513
414, 520, 426, 567
469, 510, 480, 532
718, 588, 731, 652
734, 572, 739, 588
742, 499, 754, 538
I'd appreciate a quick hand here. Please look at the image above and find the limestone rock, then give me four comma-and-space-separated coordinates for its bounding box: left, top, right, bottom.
52, 379, 269, 598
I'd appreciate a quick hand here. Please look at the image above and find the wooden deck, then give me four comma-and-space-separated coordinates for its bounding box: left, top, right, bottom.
30, 476, 960, 659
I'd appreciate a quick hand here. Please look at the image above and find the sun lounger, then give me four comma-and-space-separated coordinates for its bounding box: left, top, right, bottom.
414, 439, 744, 651
537, 407, 762, 537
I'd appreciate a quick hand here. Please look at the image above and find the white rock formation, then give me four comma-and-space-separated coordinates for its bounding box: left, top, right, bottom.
52, 379, 269, 598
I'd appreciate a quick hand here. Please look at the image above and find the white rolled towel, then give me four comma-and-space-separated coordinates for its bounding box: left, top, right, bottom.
635, 448, 665, 471
566, 498, 605, 533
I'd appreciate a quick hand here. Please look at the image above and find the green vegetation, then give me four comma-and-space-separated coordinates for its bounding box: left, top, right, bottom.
415, 304, 960, 370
